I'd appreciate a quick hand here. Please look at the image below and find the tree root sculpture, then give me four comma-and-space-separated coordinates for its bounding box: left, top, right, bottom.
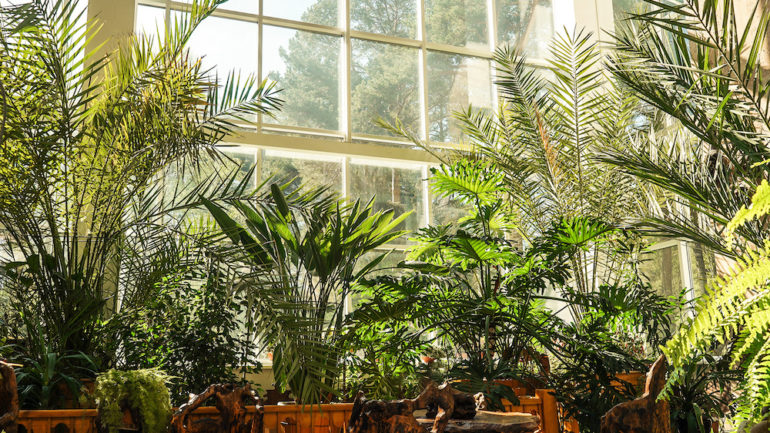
600, 355, 671, 433
347, 382, 476, 433
0, 360, 19, 433
171, 383, 263, 433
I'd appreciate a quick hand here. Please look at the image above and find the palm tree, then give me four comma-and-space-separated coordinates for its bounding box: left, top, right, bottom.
0, 0, 280, 361
200, 183, 410, 404
603, 0, 770, 424
386, 29, 649, 315
604, 0, 770, 256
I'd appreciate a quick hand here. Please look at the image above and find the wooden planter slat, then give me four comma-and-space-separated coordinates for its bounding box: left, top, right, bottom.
17, 392, 557, 433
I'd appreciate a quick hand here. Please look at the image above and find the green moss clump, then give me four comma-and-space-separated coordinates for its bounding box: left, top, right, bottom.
94, 369, 172, 433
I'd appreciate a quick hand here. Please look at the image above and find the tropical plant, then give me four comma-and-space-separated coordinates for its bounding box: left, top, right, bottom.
604, 0, 770, 255
200, 182, 410, 404
352, 159, 574, 410
385, 29, 649, 318
100, 243, 260, 405
666, 353, 739, 433
341, 320, 426, 400
11, 344, 97, 409
662, 179, 770, 423
0, 0, 279, 372
94, 369, 172, 433
548, 280, 678, 433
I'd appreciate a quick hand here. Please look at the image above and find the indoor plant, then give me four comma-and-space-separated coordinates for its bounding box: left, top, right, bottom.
201, 183, 409, 404
0, 0, 280, 383
94, 369, 172, 433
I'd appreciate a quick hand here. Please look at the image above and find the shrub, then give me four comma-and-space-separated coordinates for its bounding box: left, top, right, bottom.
101, 263, 259, 405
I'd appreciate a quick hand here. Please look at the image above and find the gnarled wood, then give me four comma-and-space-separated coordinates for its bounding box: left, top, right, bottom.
600, 355, 671, 433
348, 382, 541, 433
171, 384, 263, 433
416, 411, 539, 433
0, 360, 19, 433
348, 383, 473, 433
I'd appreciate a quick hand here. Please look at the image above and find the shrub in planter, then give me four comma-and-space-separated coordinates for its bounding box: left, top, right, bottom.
94, 369, 172, 433
100, 261, 260, 405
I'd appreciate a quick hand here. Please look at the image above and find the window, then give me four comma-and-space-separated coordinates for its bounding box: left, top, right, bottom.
425, 0, 488, 48
427, 51, 492, 143
496, 0, 554, 60
135, 0, 565, 245
135, 5, 164, 37
262, 26, 342, 131
261, 149, 344, 194
173, 11, 259, 76
639, 239, 717, 304
137, 0, 557, 145
351, 40, 420, 136
352, 0, 417, 38
264, 0, 340, 27
349, 159, 426, 241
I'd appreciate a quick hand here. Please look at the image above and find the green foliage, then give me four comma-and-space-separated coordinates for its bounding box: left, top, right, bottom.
201, 182, 409, 404
100, 252, 260, 405
0, 0, 280, 377
94, 369, 172, 433
549, 280, 679, 433
384, 29, 649, 319
341, 321, 425, 400
605, 0, 770, 255
663, 180, 770, 423
667, 353, 739, 433
10, 344, 97, 409
351, 159, 570, 409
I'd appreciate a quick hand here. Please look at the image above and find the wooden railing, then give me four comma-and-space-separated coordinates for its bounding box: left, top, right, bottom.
16, 389, 560, 433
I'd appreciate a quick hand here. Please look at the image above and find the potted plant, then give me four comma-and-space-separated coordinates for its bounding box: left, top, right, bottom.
201, 184, 409, 404
94, 369, 172, 433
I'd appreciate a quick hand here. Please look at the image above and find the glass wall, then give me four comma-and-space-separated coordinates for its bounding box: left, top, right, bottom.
136, 0, 557, 145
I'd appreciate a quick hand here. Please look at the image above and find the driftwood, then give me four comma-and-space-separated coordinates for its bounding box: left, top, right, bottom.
348, 383, 475, 433
348, 382, 540, 433
416, 412, 539, 433
171, 384, 263, 433
0, 360, 19, 433
600, 355, 672, 433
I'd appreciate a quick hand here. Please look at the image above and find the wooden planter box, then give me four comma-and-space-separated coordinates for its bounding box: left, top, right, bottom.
17, 390, 559, 433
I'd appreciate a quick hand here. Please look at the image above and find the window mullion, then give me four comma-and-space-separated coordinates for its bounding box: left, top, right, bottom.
257, 0, 263, 134
418, 0, 429, 142
344, 0, 352, 141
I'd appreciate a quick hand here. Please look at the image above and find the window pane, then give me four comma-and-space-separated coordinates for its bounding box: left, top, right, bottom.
639, 245, 683, 299
263, 26, 341, 131
349, 160, 424, 240
135, 5, 165, 38
432, 190, 467, 226
688, 243, 716, 298
174, 12, 258, 77
612, 0, 646, 33
263, 0, 340, 27
178, 0, 258, 14
165, 148, 257, 220
427, 52, 492, 143
351, 40, 420, 136
496, 0, 553, 60
351, 0, 417, 39
425, 0, 488, 48
261, 150, 343, 195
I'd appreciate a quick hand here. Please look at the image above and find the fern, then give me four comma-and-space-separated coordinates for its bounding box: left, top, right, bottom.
663, 181, 770, 422
94, 369, 172, 433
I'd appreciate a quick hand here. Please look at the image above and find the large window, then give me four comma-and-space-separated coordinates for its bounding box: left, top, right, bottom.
136, 0, 559, 145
